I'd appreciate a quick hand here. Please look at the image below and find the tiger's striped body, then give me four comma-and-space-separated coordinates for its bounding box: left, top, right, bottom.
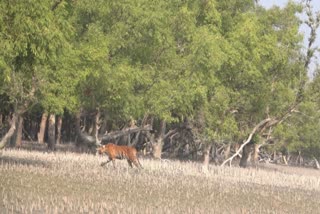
97, 143, 143, 168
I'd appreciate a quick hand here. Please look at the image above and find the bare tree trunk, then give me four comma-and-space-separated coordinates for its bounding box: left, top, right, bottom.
153, 139, 162, 159
234, 143, 240, 154
152, 119, 166, 159
88, 119, 94, 136
224, 143, 231, 160
131, 113, 148, 149
9, 116, 18, 147
37, 112, 48, 144
283, 155, 288, 165
75, 111, 99, 147
0, 114, 3, 128
100, 114, 108, 136
48, 114, 55, 150
313, 157, 320, 170
75, 112, 81, 144
203, 143, 212, 170
94, 108, 101, 143
66, 115, 74, 142
296, 151, 303, 166
30, 119, 38, 140
0, 113, 17, 149
15, 116, 23, 147
211, 144, 220, 165
252, 144, 260, 165
273, 151, 278, 163
56, 116, 62, 144
221, 118, 272, 167
239, 144, 253, 168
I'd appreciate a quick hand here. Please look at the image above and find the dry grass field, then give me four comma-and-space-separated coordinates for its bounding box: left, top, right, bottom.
0, 149, 320, 213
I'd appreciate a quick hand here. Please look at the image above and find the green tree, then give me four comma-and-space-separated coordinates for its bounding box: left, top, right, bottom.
219, 2, 308, 167
0, 0, 73, 148
273, 69, 320, 160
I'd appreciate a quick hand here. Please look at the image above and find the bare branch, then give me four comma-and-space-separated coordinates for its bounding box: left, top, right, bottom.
221, 118, 271, 166
163, 129, 178, 140
0, 113, 17, 150
101, 125, 152, 143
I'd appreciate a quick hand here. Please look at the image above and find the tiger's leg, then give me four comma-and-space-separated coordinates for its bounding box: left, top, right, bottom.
127, 159, 133, 168
111, 159, 116, 168
137, 159, 143, 168
133, 159, 143, 169
101, 159, 111, 167
100, 157, 111, 166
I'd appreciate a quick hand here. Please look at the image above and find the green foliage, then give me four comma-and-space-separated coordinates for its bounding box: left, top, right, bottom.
251, 134, 261, 145
273, 100, 320, 157
0, 0, 319, 156
0, 0, 75, 114
273, 71, 320, 157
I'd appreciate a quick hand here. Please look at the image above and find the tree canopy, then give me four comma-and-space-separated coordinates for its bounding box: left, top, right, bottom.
0, 0, 319, 160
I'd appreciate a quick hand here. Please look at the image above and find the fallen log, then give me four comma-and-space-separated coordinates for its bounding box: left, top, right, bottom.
77, 124, 152, 146
101, 125, 152, 143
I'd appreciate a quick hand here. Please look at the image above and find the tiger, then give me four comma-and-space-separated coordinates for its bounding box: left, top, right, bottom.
96, 143, 143, 169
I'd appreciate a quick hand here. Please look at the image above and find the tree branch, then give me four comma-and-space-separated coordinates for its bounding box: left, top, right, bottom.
101, 125, 152, 143
0, 113, 17, 150
51, 0, 63, 11
163, 128, 178, 140
221, 118, 272, 166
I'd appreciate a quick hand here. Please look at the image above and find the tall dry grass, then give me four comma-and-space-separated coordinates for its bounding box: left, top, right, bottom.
0, 149, 319, 213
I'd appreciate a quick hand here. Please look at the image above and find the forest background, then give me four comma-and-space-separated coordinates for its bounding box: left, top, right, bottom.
1, 0, 320, 168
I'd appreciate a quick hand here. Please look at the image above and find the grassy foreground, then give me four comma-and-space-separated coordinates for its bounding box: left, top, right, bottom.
0, 149, 319, 213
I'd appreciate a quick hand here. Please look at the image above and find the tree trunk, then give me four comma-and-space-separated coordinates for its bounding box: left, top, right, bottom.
283, 155, 288, 165
15, 116, 24, 147
296, 151, 303, 166
0, 113, 17, 149
64, 113, 74, 142
56, 116, 62, 144
211, 144, 219, 165
252, 144, 260, 165
203, 143, 212, 170
48, 114, 56, 150
0, 114, 3, 128
313, 157, 320, 170
10, 116, 19, 147
88, 118, 94, 136
100, 115, 108, 136
37, 112, 48, 144
153, 139, 163, 159
273, 151, 278, 163
239, 144, 253, 168
234, 143, 240, 156
75, 111, 97, 146
224, 143, 231, 160
221, 118, 272, 167
152, 119, 166, 159
93, 108, 101, 143
30, 119, 38, 140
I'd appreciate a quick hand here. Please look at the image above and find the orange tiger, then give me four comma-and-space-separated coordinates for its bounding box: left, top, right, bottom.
97, 143, 143, 168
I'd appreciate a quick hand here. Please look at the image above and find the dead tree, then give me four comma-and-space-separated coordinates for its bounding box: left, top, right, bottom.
0, 113, 17, 150
221, 118, 272, 167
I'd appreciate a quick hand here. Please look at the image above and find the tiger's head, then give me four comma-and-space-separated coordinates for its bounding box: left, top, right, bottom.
96, 145, 107, 155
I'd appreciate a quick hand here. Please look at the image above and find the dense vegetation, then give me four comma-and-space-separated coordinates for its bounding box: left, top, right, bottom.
0, 0, 320, 166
